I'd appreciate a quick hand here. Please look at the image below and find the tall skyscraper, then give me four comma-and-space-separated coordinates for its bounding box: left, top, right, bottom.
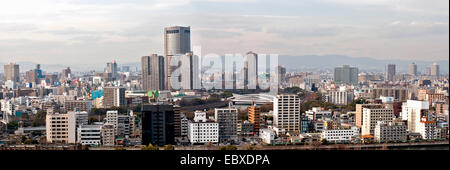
273, 94, 301, 132
386, 64, 396, 82
103, 87, 126, 108
334, 65, 358, 85
61, 67, 71, 81
141, 104, 175, 146
4, 63, 20, 83
106, 60, 118, 80
430, 63, 440, 79
244, 51, 258, 89
164, 26, 191, 90
409, 63, 418, 76
141, 54, 165, 91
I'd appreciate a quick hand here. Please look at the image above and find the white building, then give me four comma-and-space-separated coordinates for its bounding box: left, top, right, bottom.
77, 124, 102, 145
402, 100, 429, 134
374, 121, 407, 143
361, 107, 394, 136
68, 111, 88, 144
188, 122, 219, 144
305, 107, 332, 120
321, 126, 359, 143
325, 90, 354, 105
105, 110, 130, 137
260, 128, 275, 144
273, 94, 301, 132
418, 116, 438, 140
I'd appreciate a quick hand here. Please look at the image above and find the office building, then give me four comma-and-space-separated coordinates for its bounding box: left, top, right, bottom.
68, 111, 89, 144
355, 104, 385, 128
273, 94, 301, 132
101, 123, 115, 146
430, 63, 440, 79
386, 64, 396, 82
103, 87, 126, 108
141, 104, 175, 146
141, 54, 165, 91
61, 67, 71, 81
361, 107, 394, 136
334, 65, 358, 85
215, 104, 238, 143
372, 88, 408, 102
4, 63, 20, 83
324, 90, 354, 105
321, 126, 359, 143
244, 51, 258, 89
402, 100, 429, 133
164, 26, 191, 90
409, 63, 417, 76
46, 112, 69, 143
188, 111, 219, 144
77, 124, 102, 146
374, 121, 407, 143
106, 60, 118, 80
248, 103, 261, 135
64, 100, 92, 112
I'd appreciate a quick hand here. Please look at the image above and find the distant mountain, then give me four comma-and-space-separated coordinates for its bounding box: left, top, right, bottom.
1, 55, 448, 74
278, 55, 449, 73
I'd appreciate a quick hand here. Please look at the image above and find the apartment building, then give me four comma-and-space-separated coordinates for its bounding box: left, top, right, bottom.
273, 94, 301, 132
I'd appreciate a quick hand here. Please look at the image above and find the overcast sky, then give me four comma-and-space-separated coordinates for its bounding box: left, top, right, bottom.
0, 0, 448, 65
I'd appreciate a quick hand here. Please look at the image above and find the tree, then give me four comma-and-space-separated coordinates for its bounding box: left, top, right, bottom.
321, 139, 328, 145
142, 144, 159, 150
32, 110, 47, 127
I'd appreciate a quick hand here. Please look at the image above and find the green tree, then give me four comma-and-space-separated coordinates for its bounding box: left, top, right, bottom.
32, 110, 47, 127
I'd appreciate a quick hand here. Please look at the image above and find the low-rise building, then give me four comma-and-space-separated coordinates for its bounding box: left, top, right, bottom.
374, 121, 407, 143
321, 126, 359, 143
77, 124, 102, 146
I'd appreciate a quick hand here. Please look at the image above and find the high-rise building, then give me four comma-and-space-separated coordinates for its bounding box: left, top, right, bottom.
46, 112, 69, 143
334, 65, 358, 85
61, 67, 71, 81
430, 63, 440, 79
188, 111, 219, 144
374, 121, 407, 143
361, 107, 394, 136
402, 100, 429, 134
4, 63, 20, 83
164, 26, 191, 90
215, 104, 238, 143
103, 87, 126, 108
386, 64, 396, 82
67, 111, 89, 144
106, 60, 118, 80
409, 63, 418, 76
273, 94, 301, 132
141, 54, 165, 91
141, 104, 175, 146
248, 103, 261, 135
244, 52, 258, 89
355, 104, 385, 128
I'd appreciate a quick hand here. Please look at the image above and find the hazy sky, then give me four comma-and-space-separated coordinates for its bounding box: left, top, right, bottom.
0, 0, 448, 65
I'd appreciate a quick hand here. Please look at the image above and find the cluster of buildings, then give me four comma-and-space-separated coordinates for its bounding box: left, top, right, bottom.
0, 25, 448, 149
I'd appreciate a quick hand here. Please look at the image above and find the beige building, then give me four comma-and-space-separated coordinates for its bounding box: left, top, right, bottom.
3, 63, 20, 83
103, 87, 126, 108
46, 112, 69, 143
361, 107, 394, 136
101, 123, 115, 146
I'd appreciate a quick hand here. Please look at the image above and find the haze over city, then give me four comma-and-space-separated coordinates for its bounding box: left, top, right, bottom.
0, 0, 448, 67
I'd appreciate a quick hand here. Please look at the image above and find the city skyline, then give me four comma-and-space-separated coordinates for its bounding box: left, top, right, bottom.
0, 0, 448, 65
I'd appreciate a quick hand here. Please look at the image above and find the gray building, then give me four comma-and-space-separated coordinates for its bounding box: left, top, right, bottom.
164, 26, 191, 90
334, 65, 358, 85
141, 54, 165, 91
103, 87, 126, 108
106, 60, 118, 80
215, 104, 238, 143
386, 64, 396, 82
4, 63, 20, 83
